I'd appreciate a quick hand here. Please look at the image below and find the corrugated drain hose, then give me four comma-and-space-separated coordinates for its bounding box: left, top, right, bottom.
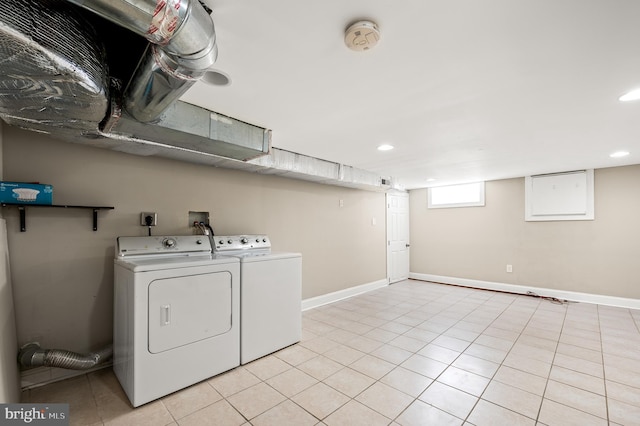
18, 343, 112, 370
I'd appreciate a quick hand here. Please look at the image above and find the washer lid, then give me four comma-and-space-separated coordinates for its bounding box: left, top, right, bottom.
115, 253, 238, 272
238, 252, 302, 263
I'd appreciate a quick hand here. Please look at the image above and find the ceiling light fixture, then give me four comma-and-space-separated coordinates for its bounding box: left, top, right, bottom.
344, 20, 380, 52
377, 144, 394, 151
610, 151, 630, 158
619, 89, 640, 102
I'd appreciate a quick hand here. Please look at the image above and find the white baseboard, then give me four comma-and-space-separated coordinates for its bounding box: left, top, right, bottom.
302, 279, 389, 311
410, 273, 640, 310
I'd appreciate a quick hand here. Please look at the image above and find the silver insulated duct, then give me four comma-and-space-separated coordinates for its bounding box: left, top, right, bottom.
19, 343, 113, 370
0, 0, 109, 135
66, 0, 218, 123
0, 0, 270, 162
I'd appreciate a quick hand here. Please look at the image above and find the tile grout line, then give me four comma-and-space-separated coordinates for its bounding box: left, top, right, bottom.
460, 291, 541, 425
317, 283, 471, 423
365, 286, 473, 424
384, 287, 528, 424
597, 303, 610, 425
532, 299, 569, 425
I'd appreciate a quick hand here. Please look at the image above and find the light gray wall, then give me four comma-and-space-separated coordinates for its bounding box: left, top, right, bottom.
0, 121, 21, 402
3, 125, 386, 357
410, 166, 640, 299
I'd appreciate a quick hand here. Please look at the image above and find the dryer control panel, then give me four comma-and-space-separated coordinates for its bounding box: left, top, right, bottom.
116, 235, 212, 257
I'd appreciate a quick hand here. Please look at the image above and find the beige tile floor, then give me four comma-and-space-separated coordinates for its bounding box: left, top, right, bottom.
21, 279, 640, 425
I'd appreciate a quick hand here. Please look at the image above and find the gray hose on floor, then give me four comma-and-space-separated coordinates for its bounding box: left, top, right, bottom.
18, 343, 113, 370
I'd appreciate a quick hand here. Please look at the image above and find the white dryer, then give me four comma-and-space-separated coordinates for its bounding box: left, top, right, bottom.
113, 235, 240, 407
214, 235, 302, 364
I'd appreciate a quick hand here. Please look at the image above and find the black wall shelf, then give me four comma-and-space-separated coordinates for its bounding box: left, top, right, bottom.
1, 203, 115, 232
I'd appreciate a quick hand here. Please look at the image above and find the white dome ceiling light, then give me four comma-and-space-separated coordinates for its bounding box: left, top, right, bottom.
344, 20, 380, 52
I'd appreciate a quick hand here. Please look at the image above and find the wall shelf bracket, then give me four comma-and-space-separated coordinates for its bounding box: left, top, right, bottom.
1, 203, 115, 232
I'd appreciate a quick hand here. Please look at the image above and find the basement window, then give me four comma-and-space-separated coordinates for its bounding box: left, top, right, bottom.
525, 169, 594, 221
428, 182, 485, 209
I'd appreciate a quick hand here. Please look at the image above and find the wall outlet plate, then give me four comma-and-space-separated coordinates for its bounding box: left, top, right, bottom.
140, 212, 157, 226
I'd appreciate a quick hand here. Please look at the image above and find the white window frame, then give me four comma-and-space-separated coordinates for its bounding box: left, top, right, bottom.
427, 182, 485, 209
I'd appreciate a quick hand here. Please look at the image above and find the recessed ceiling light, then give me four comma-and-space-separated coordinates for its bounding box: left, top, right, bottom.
426, 178, 437, 182
377, 144, 394, 151
610, 151, 630, 158
619, 89, 640, 102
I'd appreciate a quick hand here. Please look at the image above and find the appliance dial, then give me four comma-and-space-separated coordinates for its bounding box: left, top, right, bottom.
256, 238, 260, 243
241, 237, 248, 244
196, 239, 202, 245
227, 239, 233, 244
263, 238, 267, 242
163, 238, 176, 248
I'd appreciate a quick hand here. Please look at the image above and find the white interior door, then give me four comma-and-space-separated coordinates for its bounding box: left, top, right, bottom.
387, 192, 410, 283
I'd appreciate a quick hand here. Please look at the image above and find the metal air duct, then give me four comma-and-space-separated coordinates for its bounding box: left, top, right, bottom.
0, 1, 394, 191
0, 0, 269, 161
19, 343, 112, 370
66, 0, 218, 123
0, 0, 109, 135
101, 99, 271, 160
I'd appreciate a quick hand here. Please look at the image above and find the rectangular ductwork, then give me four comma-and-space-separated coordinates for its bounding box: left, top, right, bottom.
246, 150, 390, 190
340, 165, 389, 189
102, 101, 270, 161
249, 149, 341, 181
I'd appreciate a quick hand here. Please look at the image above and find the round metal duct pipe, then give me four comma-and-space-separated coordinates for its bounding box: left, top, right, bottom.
19, 343, 113, 370
66, 0, 218, 122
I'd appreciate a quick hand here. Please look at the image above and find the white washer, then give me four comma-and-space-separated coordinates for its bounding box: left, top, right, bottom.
214, 235, 302, 364
113, 235, 240, 407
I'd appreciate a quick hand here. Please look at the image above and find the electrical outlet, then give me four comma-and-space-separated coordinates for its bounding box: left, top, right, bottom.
506, 264, 513, 273
140, 212, 157, 226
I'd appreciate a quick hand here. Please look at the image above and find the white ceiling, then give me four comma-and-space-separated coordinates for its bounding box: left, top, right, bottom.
182, 0, 640, 190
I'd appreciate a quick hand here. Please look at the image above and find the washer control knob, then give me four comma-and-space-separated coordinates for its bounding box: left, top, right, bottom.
241, 237, 248, 244
163, 238, 176, 248
218, 239, 224, 245
196, 239, 202, 245
227, 239, 233, 244
256, 238, 260, 243
263, 238, 267, 242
